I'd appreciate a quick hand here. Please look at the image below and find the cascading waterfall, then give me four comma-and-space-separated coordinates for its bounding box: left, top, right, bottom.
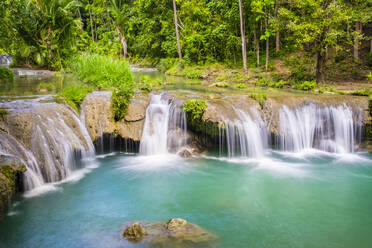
220, 107, 268, 158
278, 104, 362, 153
0, 102, 95, 190
139, 94, 187, 156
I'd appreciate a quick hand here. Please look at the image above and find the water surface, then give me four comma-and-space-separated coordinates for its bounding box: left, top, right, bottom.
1, 151, 371, 248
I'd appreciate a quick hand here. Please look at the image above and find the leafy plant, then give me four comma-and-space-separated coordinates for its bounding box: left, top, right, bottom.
0, 67, 14, 81
249, 92, 267, 106
112, 85, 134, 121
0, 109, 8, 119
293, 81, 317, 91
57, 85, 93, 113
183, 99, 207, 120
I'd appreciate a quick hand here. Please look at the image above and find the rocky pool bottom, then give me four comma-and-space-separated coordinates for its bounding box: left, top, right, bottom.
0, 151, 371, 248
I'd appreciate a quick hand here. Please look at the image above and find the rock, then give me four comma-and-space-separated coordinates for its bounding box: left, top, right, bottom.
167, 218, 188, 230
123, 222, 147, 242
178, 148, 193, 158
121, 219, 218, 247
0, 156, 27, 222
82, 91, 150, 143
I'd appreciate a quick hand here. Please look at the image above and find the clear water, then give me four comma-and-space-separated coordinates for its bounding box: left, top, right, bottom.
1, 151, 372, 248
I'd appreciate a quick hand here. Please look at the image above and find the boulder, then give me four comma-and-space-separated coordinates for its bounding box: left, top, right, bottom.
121, 218, 218, 247
123, 222, 147, 242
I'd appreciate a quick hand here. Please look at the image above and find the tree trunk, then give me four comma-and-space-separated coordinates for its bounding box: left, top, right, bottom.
275, 0, 280, 52
238, 0, 247, 74
265, 17, 269, 71
354, 21, 361, 61
316, 49, 324, 83
89, 8, 94, 42
370, 38, 372, 53
173, 0, 182, 60
116, 26, 127, 59
254, 24, 260, 67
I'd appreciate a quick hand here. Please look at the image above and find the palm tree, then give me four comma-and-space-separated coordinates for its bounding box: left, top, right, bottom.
27, 0, 81, 68
110, 0, 130, 59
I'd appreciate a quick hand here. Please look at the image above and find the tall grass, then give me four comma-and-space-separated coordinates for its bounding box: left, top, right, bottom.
66, 54, 134, 120
69, 54, 134, 89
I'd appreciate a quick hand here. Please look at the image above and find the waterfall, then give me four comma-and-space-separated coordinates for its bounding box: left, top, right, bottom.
278, 104, 362, 153
220, 107, 268, 158
0, 54, 12, 66
139, 94, 187, 156
0, 102, 95, 190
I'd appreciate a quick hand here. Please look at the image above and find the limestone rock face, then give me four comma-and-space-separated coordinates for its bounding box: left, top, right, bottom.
0, 155, 27, 222
121, 218, 218, 247
81, 92, 149, 143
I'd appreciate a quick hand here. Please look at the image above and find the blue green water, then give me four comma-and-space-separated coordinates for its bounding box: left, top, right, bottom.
1, 151, 372, 248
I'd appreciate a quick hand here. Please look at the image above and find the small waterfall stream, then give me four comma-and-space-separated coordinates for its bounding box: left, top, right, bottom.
139, 94, 187, 156
0, 102, 95, 191
221, 107, 268, 158
278, 104, 362, 153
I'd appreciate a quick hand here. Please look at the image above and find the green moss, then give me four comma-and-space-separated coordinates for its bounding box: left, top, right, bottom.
0, 166, 15, 188
352, 88, 372, 96
0, 67, 14, 81
183, 99, 207, 121
249, 93, 267, 106
0, 109, 8, 119
57, 85, 93, 113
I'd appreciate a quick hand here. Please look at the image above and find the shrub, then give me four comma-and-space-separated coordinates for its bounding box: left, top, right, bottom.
183, 99, 207, 120
112, 85, 134, 121
57, 85, 93, 113
293, 81, 317, 91
0, 67, 14, 81
334, 54, 345, 63
249, 92, 267, 106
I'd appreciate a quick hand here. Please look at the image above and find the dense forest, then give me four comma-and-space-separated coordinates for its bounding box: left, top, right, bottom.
0, 0, 371, 83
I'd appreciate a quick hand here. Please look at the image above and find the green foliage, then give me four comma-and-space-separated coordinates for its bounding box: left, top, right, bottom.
249, 92, 267, 106
57, 85, 93, 113
234, 83, 248, 89
183, 99, 207, 121
285, 55, 315, 81
37, 83, 55, 92
317, 86, 346, 95
255, 77, 289, 88
293, 81, 317, 91
0, 109, 8, 119
366, 72, 372, 81
352, 88, 372, 96
0, 67, 14, 81
367, 53, 372, 67
69, 54, 133, 89
112, 85, 134, 121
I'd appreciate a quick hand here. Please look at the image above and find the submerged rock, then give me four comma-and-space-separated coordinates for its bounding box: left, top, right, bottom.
121, 218, 218, 247
123, 222, 148, 242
